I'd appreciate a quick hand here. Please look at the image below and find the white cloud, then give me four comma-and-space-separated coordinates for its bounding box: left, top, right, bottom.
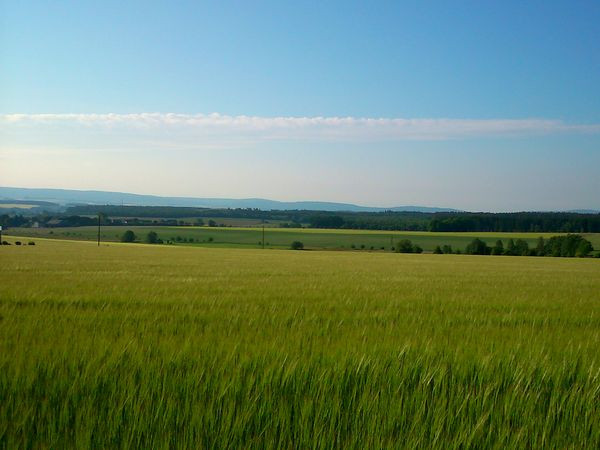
1, 113, 599, 143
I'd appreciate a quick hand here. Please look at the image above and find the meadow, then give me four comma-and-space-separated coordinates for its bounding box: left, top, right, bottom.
8, 225, 598, 253
1, 238, 600, 447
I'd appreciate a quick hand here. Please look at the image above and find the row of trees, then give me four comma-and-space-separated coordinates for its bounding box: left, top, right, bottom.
5, 209, 600, 234
460, 235, 594, 257
394, 240, 423, 254
121, 230, 163, 244
429, 212, 600, 233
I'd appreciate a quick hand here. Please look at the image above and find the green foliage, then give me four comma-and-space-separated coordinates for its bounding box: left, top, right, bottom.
395, 239, 414, 253
545, 234, 594, 257
505, 239, 516, 256
121, 230, 136, 243
145, 231, 159, 244
442, 244, 453, 254
491, 240, 504, 255
514, 239, 530, 256
290, 241, 304, 250
433, 245, 443, 254
465, 238, 490, 255
536, 237, 546, 256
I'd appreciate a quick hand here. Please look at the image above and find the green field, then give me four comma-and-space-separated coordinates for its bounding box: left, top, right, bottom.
8, 225, 599, 253
1, 239, 600, 447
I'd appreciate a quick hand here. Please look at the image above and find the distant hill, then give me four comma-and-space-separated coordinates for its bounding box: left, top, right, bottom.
566, 209, 600, 214
0, 187, 458, 213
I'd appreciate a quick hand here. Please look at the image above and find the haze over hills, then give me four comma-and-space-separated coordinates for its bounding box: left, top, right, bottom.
1, 187, 599, 214
0, 187, 459, 213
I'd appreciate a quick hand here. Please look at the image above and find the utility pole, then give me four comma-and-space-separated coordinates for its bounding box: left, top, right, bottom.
97, 213, 101, 247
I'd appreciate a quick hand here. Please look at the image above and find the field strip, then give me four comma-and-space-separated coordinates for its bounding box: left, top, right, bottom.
167, 226, 567, 238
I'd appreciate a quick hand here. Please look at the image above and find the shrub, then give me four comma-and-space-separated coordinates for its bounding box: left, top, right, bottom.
290, 241, 304, 250
545, 234, 594, 257
465, 238, 490, 255
145, 231, 159, 244
433, 245, 443, 254
491, 240, 504, 255
442, 245, 453, 254
28, 241, 36, 246
395, 239, 414, 253
121, 230, 136, 243
15, 241, 22, 246
515, 239, 530, 256
413, 245, 423, 254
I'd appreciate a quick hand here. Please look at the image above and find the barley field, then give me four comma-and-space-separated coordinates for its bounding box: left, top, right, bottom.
1, 239, 600, 448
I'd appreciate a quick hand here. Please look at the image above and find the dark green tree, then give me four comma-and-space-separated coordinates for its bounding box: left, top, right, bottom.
433, 245, 443, 254
121, 230, 136, 243
576, 239, 593, 257
396, 239, 414, 253
505, 238, 516, 256
145, 231, 159, 244
535, 237, 546, 256
465, 238, 490, 255
290, 241, 304, 250
515, 239, 530, 256
491, 240, 504, 255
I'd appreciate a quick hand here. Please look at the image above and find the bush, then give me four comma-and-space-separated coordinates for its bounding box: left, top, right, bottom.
433, 245, 443, 254
395, 239, 414, 253
545, 234, 594, 257
442, 245, 453, 254
465, 238, 490, 255
2, 241, 10, 245
290, 241, 304, 250
413, 244, 423, 254
15, 241, 22, 246
28, 241, 36, 246
121, 230, 136, 243
491, 240, 504, 255
145, 231, 159, 244
515, 239, 530, 256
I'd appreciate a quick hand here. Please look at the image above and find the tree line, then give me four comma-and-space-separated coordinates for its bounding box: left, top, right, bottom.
432, 235, 595, 258
3, 209, 600, 234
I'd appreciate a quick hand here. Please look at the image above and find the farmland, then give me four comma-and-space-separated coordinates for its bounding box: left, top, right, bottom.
1, 239, 600, 447
7, 225, 600, 253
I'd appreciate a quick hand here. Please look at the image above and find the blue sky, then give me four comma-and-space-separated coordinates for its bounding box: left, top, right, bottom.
1, 1, 599, 211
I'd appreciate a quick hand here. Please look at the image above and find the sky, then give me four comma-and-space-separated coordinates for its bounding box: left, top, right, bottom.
1, 0, 599, 211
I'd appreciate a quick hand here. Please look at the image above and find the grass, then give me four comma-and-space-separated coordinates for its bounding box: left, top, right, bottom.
1, 239, 600, 447
8, 225, 597, 252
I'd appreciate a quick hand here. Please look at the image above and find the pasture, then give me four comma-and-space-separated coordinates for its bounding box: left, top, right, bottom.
1, 239, 600, 447
8, 225, 598, 253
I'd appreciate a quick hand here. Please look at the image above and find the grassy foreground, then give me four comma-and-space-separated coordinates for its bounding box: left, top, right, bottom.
1, 240, 600, 447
